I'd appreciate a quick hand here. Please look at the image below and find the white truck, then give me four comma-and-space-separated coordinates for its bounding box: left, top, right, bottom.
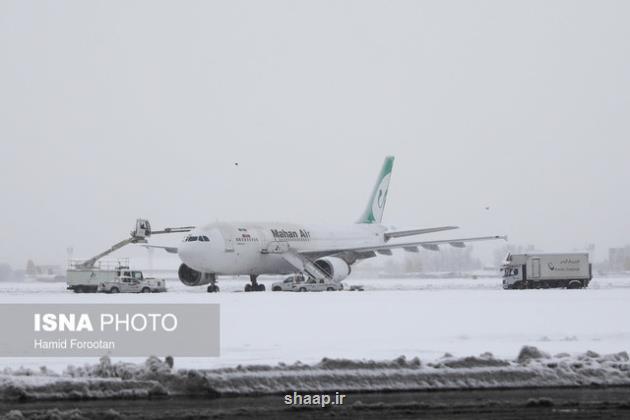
96, 269, 166, 293
66, 262, 167, 293
502, 253, 592, 290
271, 274, 344, 292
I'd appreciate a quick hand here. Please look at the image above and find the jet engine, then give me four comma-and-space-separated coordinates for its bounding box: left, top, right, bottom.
178, 263, 214, 286
313, 257, 351, 281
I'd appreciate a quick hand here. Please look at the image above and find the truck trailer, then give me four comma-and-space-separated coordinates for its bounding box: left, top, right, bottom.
502, 253, 592, 289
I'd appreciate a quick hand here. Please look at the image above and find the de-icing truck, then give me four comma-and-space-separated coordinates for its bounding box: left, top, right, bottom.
502, 253, 592, 289
65, 219, 168, 293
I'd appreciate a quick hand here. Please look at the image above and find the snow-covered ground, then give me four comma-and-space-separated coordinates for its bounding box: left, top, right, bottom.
1, 349, 630, 401
0, 276, 629, 372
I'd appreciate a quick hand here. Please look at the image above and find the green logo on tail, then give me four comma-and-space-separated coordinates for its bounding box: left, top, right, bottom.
357, 156, 394, 224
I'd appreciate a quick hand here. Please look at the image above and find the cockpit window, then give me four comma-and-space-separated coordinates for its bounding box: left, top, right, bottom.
185, 235, 209, 242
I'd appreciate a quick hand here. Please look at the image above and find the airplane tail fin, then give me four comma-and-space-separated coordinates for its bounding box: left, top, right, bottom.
357, 156, 394, 224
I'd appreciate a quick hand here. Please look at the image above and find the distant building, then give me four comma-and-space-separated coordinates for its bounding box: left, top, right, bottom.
608, 246, 630, 271
25, 260, 65, 282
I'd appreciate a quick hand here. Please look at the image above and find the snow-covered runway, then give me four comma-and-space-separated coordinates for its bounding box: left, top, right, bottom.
1, 276, 629, 371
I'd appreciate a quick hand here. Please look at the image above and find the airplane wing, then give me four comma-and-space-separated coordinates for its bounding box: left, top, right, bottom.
299, 235, 508, 262
141, 244, 179, 254
278, 235, 507, 279
384, 226, 458, 240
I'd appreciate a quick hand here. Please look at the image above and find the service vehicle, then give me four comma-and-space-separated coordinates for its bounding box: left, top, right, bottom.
66, 261, 167, 293
271, 274, 343, 292
502, 252, 592, 289
97, 269, 166, 293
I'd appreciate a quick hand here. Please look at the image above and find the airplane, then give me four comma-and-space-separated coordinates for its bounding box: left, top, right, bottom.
146, 156, 506, 292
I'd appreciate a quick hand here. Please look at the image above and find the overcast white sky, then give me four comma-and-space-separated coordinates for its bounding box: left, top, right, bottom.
1, 1, 629, 267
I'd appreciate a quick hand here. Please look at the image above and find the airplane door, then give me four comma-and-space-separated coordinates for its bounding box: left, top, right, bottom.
531, 258, 541, 278
216, 224, 235, 252
265, 241, 290, 254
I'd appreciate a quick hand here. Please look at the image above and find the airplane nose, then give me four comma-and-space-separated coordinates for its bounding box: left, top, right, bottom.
178, 237, 208, 272
178, 242, 196, 267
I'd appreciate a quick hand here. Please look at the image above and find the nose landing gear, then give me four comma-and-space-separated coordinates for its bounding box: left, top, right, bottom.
205, 273, 219, 293
244, 275, 265, 292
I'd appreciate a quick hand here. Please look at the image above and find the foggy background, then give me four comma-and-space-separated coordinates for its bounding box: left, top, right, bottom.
1, 1, 629, 269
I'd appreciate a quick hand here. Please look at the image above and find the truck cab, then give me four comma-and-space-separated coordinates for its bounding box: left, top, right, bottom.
501, 264, 523, 289
119, 270, 144, 282
109, 270, 146, 293
96, 268, 167, 293
271, 274, 306, 291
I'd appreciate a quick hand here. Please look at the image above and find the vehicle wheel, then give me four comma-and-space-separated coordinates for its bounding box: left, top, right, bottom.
244, 284, 252, 292
272, 286, 282, 291
73, 287, 82, 293
141, 287, 151, 293
299, 287, 307, 292
110, 287, 119, 293
567, 280, 582, 289
259, 284, 266, 291
207, 285, 219, 293
326, 287, 334, 291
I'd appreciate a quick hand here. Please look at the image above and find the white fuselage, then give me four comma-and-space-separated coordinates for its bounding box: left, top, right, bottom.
177, 222, 386, 275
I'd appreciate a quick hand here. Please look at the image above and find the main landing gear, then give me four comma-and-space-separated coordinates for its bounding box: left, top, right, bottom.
244, 275, 265, 292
